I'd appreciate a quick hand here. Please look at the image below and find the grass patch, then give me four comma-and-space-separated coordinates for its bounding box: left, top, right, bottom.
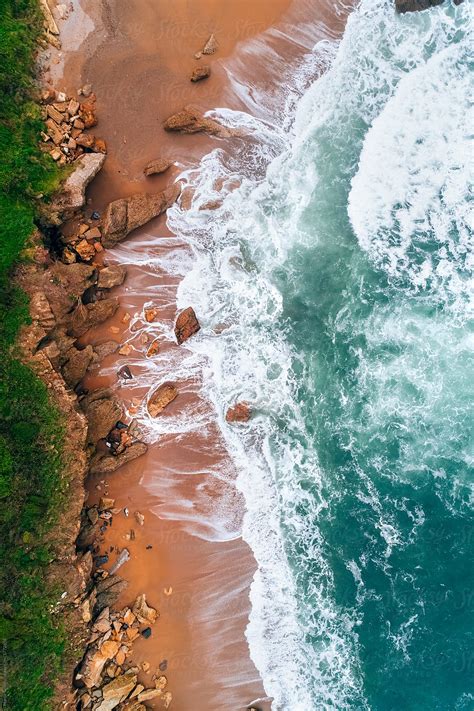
0, 1, 71, 708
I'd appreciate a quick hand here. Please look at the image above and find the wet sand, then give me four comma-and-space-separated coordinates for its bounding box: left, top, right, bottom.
46, 0, 349, 708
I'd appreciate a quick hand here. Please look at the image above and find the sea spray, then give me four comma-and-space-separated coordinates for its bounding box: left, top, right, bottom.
163, 0, 473, 708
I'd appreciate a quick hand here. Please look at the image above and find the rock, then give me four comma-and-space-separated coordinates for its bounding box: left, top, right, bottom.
159, 659, 168, 672
147, 383, 178, 417
191, 65, 211, 82
108, 548, 130, 575
96, 671, 138, 711
155, 675, 167, 691
141, 627, 152, 639
143, 159, 173, 177
395, 0, 444, 10
132, 594, 158, 624
225, 402, 251, 423
146, 339, 160, 357
102, 184, 181, 247
134, 511, 145, 526
202, 33, 218, 54
70, 298, 119, 337
97, 265, 126, 289
62, 344, 94, 387
76, 640, 120, 688
51, 153, 106, 212
84, 227, 102, 241
99, 496, 115, 510
164, 106, 229, 137
118, 365, 133, 380
93, 341, 119, 360
75, 239, 96, 261
137, 688, 163, 702
89, 442, 148, 475
120, 702, 146, 711
144, 306, 158, 323
174, 306, 200, 344
94, 575, 128, 614
84, 395, 122, 445
79, 100, 98, 129
46, 104, 64, 123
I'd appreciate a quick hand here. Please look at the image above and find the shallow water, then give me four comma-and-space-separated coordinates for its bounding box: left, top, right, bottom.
165, 0, 473, 708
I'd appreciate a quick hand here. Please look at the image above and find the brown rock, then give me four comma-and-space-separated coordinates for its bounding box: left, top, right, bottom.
51, 153, 106, 212
93, 137, 107, 153
84, 226, 102, 241
89, 442, 148, 475
75, 239, 96, 261
146, 339, 160, 357
84, 395, 122, 445
46, 104, 64, 124
70, 298, 119, 337
102, 184, 181, 247
67, 98, 80, 115
202, 33, 218, 54
93, 341, 119, 360
174, 306, 200, 344
225, 402, 251, 423
164, 105, 229, 137
132, 594, 158, 624
99, 497, 115, 510
76, 640, 120, 688
62, 345, 94, 387
191, 65, 211, 82
147, 383, 178, 417
155, 675, 168, 691
97, 265, 127, 289
137, 688, 163, 702
79, 100, 98, 129
75, 133, 95, 149
97, 671, 137, 710
144, 306, 158, 323
120, 702, 146, 711
143, 159, 173, 177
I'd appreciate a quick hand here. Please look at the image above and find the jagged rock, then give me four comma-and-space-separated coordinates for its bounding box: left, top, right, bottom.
225, 402, 251, 423
50, 153, 105, 212
191, 65, 211, 82
146, 339, 160, 357
79, 100, 98, 129
69, 298, 119, 337
99, 497, 115, 510
102, 184, 181, 247
144, 306, 158, 323
94, 575, 128, 614
93, 340, 119, 360
202, 33, 218, 54
29, 291, 56, 330
143, 159, 173, 177
137, 688, 163, 702
43, 262, 97, 321
164, 106, 229, 137
76, 640, 120, 688
155, 676, 168, 691
84, 394, 122, 444
96, 671, 138, 711
132, 594, 158, 624
395, 0, 444, 10
61, 345, 94, 387
97, 265, 127, 289
120, 702, 146, 711
89, 442, 148, 475
174, 306, 200, 344
147, 383, 178, 417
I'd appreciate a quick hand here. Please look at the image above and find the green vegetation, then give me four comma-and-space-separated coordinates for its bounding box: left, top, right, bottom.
0, 1, 69, 708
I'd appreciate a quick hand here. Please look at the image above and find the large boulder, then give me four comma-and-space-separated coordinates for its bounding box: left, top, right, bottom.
163, 105, 230, 137
89, 442, 148, 475
75, 639, 121, 688
96, 671, 138, 711
61, 345, 94, 387
174, 306, 200, 344
147, 383, 178, 417
84, 394, 122, 445
102, 184, 180, 247
97, 265, 127, 289
42, 262, 97, 321
69, 298, 119, 337
50, 153, 105, 212
94, 575, 128, 614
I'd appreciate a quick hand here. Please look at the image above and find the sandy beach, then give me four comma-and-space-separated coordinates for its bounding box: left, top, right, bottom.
45, 0, 348, 708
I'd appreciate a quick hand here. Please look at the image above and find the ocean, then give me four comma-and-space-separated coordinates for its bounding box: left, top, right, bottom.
166, 0, 474, 708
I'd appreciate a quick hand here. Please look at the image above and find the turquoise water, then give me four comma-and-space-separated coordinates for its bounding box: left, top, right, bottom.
168, 0, 473, 707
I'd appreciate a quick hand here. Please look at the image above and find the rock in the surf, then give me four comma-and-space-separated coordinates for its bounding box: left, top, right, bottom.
395, 0, 444, 11
163, 106, 230, 137
102, 184, 181, 246
143, 158, 173, 176
225, 402, 251, 423
97, 265, 127, 289
190, 65, 211, 82
202, 33, 218, 55
147, 383, 178, 417
174, 306, 200, 344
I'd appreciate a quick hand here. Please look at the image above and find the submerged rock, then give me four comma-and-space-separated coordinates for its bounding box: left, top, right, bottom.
225, 402, 251, 423
102, 184, 180, 247
147, 383, 178, 417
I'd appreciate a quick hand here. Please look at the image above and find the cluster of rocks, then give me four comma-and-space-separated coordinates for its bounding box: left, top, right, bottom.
74, 589, 172, 710
40, 86, 105, 166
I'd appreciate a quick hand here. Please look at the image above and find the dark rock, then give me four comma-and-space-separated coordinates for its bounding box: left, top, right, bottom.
118, 365, 133, 380
159, 659, 168, 672
94, 575, 128, 614
89, 442, 148, 475
102, 184, 181, 247
174, 306, 200, 344
61, 345, 94, 387
395, 0, 444, 11
84, 395, 122, 445
97, 265, 127, 289
141, 627, 152, 639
